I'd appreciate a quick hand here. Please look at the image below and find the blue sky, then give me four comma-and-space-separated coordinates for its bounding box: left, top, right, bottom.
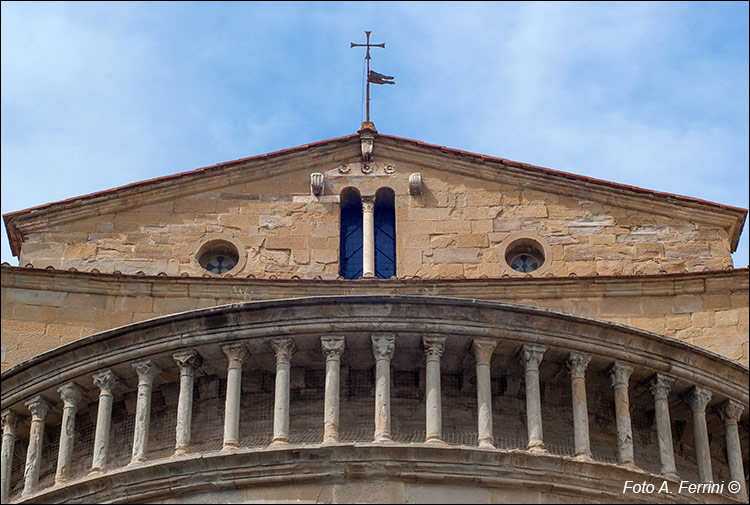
2, 1, 748, 266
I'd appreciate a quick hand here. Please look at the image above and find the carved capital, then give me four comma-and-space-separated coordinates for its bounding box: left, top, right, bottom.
649, 373, 675, 400
423, 336, 446, 361
310, 173, 324, 196
222, 343, 249, 368
684, 386, 712, 414
608, 362, 633, 389
1, 410, 19, 436
371, 334, 395, 361
92, 369, 119, 395
472, 338, 498, 365
271, 338, 296, 364
361, 197, 375, 213
321, 336, 345, 360
518, 344, 546, 371
173, 350, 203, 371
131, 359, 161, 386
57, 382, 84, 407
24, 396, 51, 422
567, 353, 592, 378
717, 399, 744, 425
409, 172, 423, 195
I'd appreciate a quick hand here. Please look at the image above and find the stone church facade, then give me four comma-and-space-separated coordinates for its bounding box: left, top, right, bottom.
1, 123, 748, 503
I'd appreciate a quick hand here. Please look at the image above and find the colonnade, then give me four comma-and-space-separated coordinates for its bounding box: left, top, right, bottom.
0, 337, 747, 502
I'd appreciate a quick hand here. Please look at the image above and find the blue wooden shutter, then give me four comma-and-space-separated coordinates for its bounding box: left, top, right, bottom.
374, 189, 396, 279
340, 190, 363, 279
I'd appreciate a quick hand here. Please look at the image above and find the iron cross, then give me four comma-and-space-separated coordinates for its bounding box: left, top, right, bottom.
351, 31, 386, 122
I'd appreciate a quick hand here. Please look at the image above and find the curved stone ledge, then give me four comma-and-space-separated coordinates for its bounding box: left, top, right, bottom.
2, 295, 747, 407
12, 444, 742, 504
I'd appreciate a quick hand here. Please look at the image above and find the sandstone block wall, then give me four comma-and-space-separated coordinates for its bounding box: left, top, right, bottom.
14, 142, 737, 280
2, 267, 747, 371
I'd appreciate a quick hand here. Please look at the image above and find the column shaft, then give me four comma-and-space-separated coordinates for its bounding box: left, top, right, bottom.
130, 360, 161, 464
685, 386, 713, 483
55, 382, 83, 484
424, 336, 446, 444
222, 343, 248, 450
22, 396, 50, 496
271, 338, 296, 445
362, 197, 375, 277
1, 412, 19, 501
608, 362, 635, 467
91, 370, 118, 473
568, 353, 592, 460
372, 334, 395, 442
321, 336, 345, 444
719, 400, 747, 501
473, 339, 497, 449
173, 350, 202, 455
519, 345, 546, 453
649, 374, 679, 480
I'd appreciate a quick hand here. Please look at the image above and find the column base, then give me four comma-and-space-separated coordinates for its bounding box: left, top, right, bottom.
573, 451, 592, 462
527, 441, 547, 454
173, 447, 188, 456
662, 471, 680, 481
373, 434, 393, 443
88, 467, 106, 476
270, 437, 290, 446
425, 435, 447, 445
221, 441, 240, 451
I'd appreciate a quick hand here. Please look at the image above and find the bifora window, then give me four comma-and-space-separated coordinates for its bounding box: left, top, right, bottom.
339, 187, 363, 279
374, 187, 396, 279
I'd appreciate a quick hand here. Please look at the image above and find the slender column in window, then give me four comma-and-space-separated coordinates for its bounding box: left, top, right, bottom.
518, 344, 547, 453
130, 359, 161, 464
271, 338, 296, 446
684, 386, 713, 483
1, 411, 19, 502
649, 374, 679, 480
90, 370, 118, 473
22, 396, 51, 496
321, 336, 345, 444
54, 382, 83, 484
423, 336, 446, 444
173, 350, 202, 455
567, 353, 592, 460
472, 339, 497, 448
719, 399, 747, 501
372, 334, 395, 442
608, 362, 635, 467
221, 343, 248, 450
362, 196, 375, 278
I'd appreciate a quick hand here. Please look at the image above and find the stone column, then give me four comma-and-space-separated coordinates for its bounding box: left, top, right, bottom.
90, 369, 118, 473
608, 362, 635, 467
423, 336, 446, 444
271, 338, 296, 446
130, 359, 161, 464
321, 336, 345, 444
519, 345, 547, 453
567, 353, 592, 460
362, 196, 375, 278
1, 411, 19, 501
684, 386, 713, 483
372, 334, 395, 442
173, 350, 202, 455
54, 382, 83, 484
649, 374, 679, 480
472, 339, 497, 448
22, 396, 51, 496
221, 343, 248, 450
718, 399, 747, 501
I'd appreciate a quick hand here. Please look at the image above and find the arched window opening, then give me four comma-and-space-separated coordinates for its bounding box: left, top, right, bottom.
339, 187, 363, 279
374, 187, 396, 279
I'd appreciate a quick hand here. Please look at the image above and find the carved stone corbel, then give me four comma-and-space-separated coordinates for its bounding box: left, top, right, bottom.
310, 173, 324, 196
409, 172, 423, 195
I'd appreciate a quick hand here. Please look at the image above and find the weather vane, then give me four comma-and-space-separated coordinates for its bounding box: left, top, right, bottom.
351, 31, 394, 123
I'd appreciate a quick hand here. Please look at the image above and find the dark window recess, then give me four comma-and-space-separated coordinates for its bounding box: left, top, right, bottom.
340, 188, 363, 279
374, 188, 396, 279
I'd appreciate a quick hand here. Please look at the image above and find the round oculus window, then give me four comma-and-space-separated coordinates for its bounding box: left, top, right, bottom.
197, 240, 240, 275
505, 239, 545, 274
